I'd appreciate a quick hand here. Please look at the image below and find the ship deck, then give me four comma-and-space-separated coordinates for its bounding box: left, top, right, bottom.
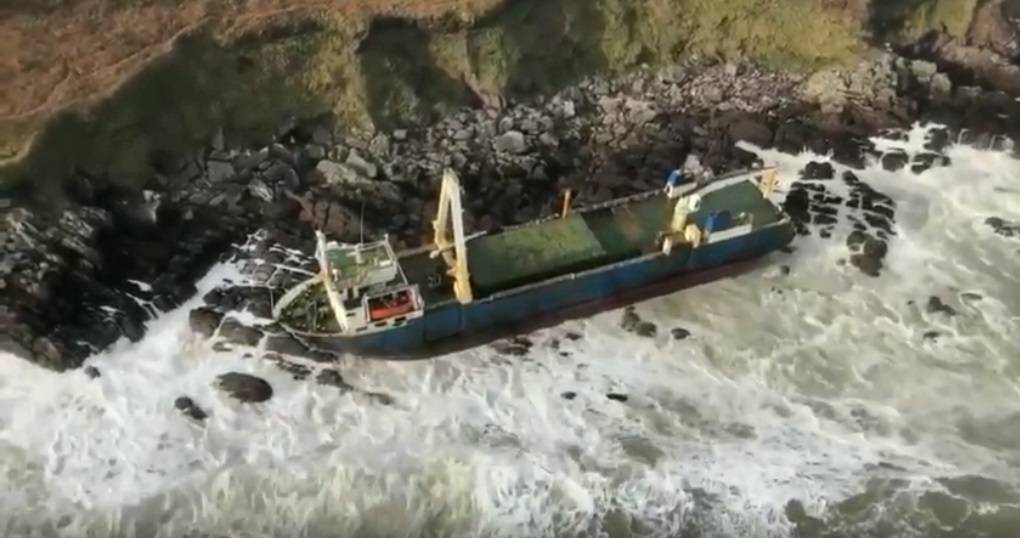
400, 178, 781, 306
277, 177, 783, 330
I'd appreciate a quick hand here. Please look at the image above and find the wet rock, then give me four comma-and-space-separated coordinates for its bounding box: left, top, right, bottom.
671, 327, 691, 340
83, 365, 101, 379
923, 330, 941, 342
606, 393, 629, 402
926, 296, 957, 316
265, 355, 312, 380
217, 317, 263, 347
561, 391, 577, 400
316, 369, 354, 392
492, 336, 534, 356
189, 307, 224, 339
216, 372, 273, 403
263, 334, 308, 357
986, 217, 1020, 238
174, 396, 194, 410
911, 153, 951, 174
881, 151, 909, 172
619, 307, 657, 337
847, 230, 888, 277
174, 395, 208, 421
800, 161, 835, 180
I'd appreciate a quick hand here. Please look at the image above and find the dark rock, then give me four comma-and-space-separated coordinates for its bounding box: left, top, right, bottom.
925, 128, 951, 152
184, 405, 208, 421
492, 336, 534, 356
561, 391, 577, 400
174, 396, 207, 421
846, 231, 888, 277
923, 330, 941, 342
83, 366, 101, 379
189, 307, 223, 339
634, 321, 657, 337
565, 332, 582, 341
926, 296, 957, 316
986, 217, 1020, 238
263, 334, 308, 357
216, 372, 273, 403
800, 161, 835, 180
911, 153, 950, 174
606, 393, 629, 402
316, 369, 354, 391
830, 134, 871, 169
217, 317, 263, 347
721, 112, 774, 148
671, 328, 691, 340
881, 151, 909, 172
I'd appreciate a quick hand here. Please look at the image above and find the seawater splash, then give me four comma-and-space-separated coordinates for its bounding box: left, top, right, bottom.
1, 124, 1019, 537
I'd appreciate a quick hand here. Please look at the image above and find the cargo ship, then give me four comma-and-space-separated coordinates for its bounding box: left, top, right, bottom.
271, 166, 795, 358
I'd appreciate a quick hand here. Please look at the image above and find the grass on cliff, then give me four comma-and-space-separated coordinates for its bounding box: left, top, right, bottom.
2, 0, 866, 194
874, 0, 979, 40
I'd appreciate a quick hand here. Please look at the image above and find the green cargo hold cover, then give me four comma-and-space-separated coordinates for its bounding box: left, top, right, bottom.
467, 215, 609, 293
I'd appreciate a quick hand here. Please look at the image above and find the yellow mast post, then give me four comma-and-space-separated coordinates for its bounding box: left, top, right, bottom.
431, 168, 474, 304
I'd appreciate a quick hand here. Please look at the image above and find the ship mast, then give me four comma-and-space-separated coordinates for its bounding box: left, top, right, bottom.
315, 230, 350, 332
430, 168, 474, 304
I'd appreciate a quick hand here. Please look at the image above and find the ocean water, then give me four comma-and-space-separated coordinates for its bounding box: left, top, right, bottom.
1, 124, 1019, 537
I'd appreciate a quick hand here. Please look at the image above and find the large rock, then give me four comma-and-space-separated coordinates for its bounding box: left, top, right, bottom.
189, 307, 223, 339
217, 317, 263, 347
494, 131, 527, 154
216, 372, 273, 403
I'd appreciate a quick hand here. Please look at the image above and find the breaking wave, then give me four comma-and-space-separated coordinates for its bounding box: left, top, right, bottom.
1, 124, 1019, 537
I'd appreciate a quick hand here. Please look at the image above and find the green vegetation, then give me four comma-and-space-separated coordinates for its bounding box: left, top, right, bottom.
873, 0, 979, 40
0, 0, 877, 196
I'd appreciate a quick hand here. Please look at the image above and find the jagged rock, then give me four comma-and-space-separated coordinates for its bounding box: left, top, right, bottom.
671, 328, 691, 340
264, 334, 308, 357
316, 369, 354, 391
315, 160, 362, 186
801, 161, 835, 180
847, 231, 888, 277
248, 179, 274, 203
217, 317, 263, 347
881, 151, 909, 172
189, 307, 223, 339
926, 296, 957, 316
494, 131, 527, 154
345, 150, 378, 179
207, 160, 235, 183
306, 144, 326, 160
174, 395, 208, 420
216, 372, 273, 403
986, 217, 1020, 238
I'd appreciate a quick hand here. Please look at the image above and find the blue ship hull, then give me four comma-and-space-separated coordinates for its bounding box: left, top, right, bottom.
292, 220, 795, 359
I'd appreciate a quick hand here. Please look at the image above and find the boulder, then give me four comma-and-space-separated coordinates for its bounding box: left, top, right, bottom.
216, 372, 273, 403
217, 317, 263, 347
189, 307, 223, 339
345, 150, 378, 179
316, 369, 354, 391
881, 151, 909, 172
494, 131, 527, 154
207, 160, 235, 183
800, 161, 835, 180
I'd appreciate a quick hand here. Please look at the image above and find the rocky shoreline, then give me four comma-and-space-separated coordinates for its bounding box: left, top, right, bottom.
2, 48, 1020, 372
